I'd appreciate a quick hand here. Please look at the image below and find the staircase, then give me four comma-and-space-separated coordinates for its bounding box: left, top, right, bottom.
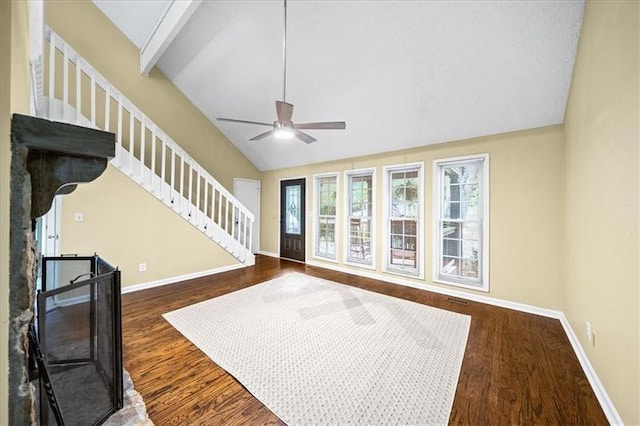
39, 27, 255, 265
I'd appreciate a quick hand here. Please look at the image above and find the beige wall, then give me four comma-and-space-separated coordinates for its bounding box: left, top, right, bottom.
0, 0, 31, 423
60, 166, 240, 288
45, 0, 260, 190
564, 1, 639, 423
262, 125, 565, 310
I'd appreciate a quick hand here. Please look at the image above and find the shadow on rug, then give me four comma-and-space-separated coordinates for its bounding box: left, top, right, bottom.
164, 272, 471, 425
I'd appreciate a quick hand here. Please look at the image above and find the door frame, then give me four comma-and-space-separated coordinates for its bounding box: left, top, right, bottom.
233, 178, 261, 254
41, 195, 62, 258
278, 176, 308, 262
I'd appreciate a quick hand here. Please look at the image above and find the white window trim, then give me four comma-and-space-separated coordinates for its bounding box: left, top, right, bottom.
343, 168, 376, 270
432, 153, 490, 292
382, 162, 425, 279
312, 172, 339, 262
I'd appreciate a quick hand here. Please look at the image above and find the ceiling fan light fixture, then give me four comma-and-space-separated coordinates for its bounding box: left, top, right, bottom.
274, 127, 294, 139
215, 0, 346, 144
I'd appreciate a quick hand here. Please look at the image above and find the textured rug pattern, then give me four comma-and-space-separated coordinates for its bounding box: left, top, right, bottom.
163, 273, 471, 425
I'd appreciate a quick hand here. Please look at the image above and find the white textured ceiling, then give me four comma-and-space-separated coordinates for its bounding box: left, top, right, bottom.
94, 0, 584, 171
93, 0, 172, 48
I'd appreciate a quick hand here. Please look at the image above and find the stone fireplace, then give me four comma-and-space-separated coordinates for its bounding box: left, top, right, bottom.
8, 113, 116, 424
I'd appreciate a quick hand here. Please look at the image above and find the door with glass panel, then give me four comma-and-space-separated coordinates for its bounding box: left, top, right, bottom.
280, 178, 306, 261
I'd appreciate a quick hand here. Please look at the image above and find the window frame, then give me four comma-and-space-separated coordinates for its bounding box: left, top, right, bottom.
343, 168, 376, 269
312, 172, 339, 262
432, 154, 490, 291
382, 162, 425, 279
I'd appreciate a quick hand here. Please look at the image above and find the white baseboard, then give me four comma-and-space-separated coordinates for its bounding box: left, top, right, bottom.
51, 294, 90, 308
258, 250, 280, 258
305, 259, 624, 424
121, 263, 247, 294
558, 314, 624, 425
306, 259, 562, 319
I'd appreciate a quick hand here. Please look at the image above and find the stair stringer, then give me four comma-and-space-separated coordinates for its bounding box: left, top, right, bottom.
42, 97, 255, 266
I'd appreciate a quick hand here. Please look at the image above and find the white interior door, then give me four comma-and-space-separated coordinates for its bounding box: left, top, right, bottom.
42, 195, 62, 257
36, 195, 61, 301
234, 178, 261, 253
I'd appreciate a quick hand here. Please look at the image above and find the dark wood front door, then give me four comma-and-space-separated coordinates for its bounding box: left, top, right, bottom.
280, 178, 305, 262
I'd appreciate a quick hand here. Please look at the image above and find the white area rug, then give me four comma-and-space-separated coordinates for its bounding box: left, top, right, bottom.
163, 273, 471, 425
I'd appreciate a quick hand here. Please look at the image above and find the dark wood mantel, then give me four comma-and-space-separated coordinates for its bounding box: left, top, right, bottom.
11, 113, 115, 219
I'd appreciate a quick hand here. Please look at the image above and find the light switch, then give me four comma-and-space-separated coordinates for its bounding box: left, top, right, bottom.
74, 212, 84, 222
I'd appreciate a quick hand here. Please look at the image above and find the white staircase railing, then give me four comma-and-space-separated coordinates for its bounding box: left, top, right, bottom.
43, 27, 255, 265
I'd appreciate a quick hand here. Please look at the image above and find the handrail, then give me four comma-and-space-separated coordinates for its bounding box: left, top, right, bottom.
43, 26, 254, 260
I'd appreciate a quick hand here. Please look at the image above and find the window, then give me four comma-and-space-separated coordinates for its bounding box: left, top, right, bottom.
383, 163, 424, 277
314, 174, 338, 260
433, 154, 489, 291
345, 169, 375, 267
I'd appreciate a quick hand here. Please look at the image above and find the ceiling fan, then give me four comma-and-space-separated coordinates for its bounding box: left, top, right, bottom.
216, 0, 346, 144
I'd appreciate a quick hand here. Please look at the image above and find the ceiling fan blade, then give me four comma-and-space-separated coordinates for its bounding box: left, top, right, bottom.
276, 101, 294, 125
294, 121, 346, 130
249, 129, 278, 141
293, 129, 317, 144
217, 118, 274, 127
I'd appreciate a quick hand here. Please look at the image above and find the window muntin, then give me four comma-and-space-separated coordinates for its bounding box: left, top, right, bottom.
434, 155, 489, 290
384, 164, 423, 276
345, 171, 374, 266
314, 175, 337, 259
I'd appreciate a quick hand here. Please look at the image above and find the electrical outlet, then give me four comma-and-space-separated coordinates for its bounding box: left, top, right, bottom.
591, 330, 596, 348
74, 212, 84, 222
138, 263, 147, 272
585, 321, 592, 343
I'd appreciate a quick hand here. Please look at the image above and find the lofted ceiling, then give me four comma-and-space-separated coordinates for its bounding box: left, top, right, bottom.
93, 0, 584, 171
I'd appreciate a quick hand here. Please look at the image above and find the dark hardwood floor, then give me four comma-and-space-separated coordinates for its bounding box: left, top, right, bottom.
121, 255, 607, 425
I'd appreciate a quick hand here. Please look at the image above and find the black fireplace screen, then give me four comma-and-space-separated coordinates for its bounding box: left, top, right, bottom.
37, 255, 123, 426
